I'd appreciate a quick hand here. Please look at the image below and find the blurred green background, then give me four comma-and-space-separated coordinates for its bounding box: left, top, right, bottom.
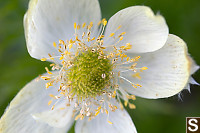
0, 0, 199, 132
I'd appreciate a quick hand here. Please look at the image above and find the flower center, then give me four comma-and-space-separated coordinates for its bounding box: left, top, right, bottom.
67, 50, 113, 99
40, 19, 148, 123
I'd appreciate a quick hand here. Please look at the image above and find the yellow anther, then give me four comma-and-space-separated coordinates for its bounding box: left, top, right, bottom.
82, 22, 86, 28
124, 100, 128, 107
125, 43, 132, 50
126, 57, 130, 61
77, 25, 80, 30
102, 18, 106, 23
95, 110, 100, 116
46, 82, 53, 88
80, 114, 84, 120
69, 39, 74, 44
135, 84, 142, 87
64, 50, 69, 55
110, 53, 114, 58
48, 53, 53, 57
105, 109, 108, 114
131, 56, 141, 62
120, 46, 125, 49
41, 58, 47, 61
129, 103, 136, 109
51, 105, 55, 110
60, 91, 65, 95
103, 20, 107, 26
50, 63, 55, 67
91, 37, 95, 41
59, 40, 64, 44
100, 47, 106, 49
120, 53, 127, 58
132, 72, 141, 80
109, 33, 115, 37
141, 67, 148, 70
46, 83, 49, 88
69, 43, 73, 49
90, 22, 93, 26
117, 25, 122, 30
131, 84, 137, 88
75, 113, 82, 120
58, 49, 63, 53
130, 63, 137, 69
121, 32, 126, 35
115, 53, 120, 56
50, 57, 54, 60
48, 71, 52, 75
45, 67, 52, 74
135, 56, 141, 60
88, 117, 92, 121
97, 106, 101, 110
59, 56, 64, 60
41, 76, 51, 80
88, 22, 93, 29
75, 36, 79, 41
107, 121, 113, 124
99, 35, 104, 38
113, 46, 117, 50
48, 100, 52, 105
59, 108, 65, 110
130, 95, 136, 100
49, 94, 55, 98
119, 36, 123, 41
53, 42, 57, 48
126, 94, 136, 100
74, 23, 77, 29
112, 90, 116, 98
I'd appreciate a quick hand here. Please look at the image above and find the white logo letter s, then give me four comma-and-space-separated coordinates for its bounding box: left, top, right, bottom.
188, 119, 198, 132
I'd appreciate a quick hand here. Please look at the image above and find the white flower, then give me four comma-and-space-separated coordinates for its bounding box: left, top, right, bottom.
0, 0, 199, 133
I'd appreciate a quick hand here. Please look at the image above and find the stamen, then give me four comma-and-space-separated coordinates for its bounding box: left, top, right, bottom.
41, 58, 47, 61
45, 67, 52, 74
109, 33, 115, 37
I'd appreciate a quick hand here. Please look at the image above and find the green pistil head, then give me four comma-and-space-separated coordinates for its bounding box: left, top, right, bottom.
67, 50, 113, 99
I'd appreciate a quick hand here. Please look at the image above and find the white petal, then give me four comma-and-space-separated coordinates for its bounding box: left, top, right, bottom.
184, 83, 191, 93
104, 6, 168, 53
0, 72, 73, 133
120, 34, 190, 99
75, 106, 137, 133
32, 101, 74, 128
189, 77, 199, 85
187, 56, 199, 75
24, 0, 101, 60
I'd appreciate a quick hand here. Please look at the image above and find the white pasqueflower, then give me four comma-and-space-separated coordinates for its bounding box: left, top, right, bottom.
0, 0, 199, 133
